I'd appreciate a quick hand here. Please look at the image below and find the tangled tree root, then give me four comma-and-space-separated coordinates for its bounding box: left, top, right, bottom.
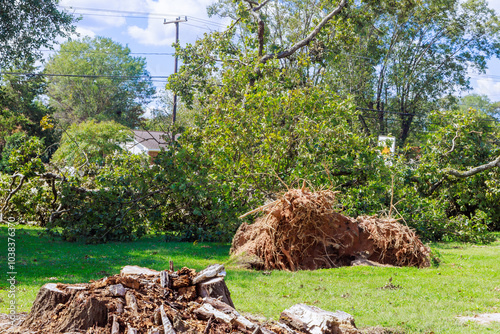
231, 188, 430, 270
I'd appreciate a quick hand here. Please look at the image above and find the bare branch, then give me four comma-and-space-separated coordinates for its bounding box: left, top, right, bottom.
445, 126, 460, 155
444, 155, 500, 178
1, 173, 26, 213
259, 0, 347, 64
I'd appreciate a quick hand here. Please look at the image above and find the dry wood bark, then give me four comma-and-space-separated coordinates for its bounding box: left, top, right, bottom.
196, 276, 235, 308
280, 303, 359, 334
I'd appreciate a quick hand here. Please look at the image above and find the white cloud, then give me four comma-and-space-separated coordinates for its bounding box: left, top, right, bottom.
474, 78, 500, 99
487, 0, 500, 15
128, 22, 176, 46
59, 0, 144, 30
127, 0, 224, 46
73, 26, 96, 39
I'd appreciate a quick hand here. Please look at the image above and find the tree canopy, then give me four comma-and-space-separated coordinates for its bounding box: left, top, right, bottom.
45, 36, 155, 128
51, 120, 130, 168
0, 0, 75, 69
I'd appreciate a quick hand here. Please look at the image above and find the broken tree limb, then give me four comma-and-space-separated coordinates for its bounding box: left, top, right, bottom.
258, 0, 347, 64
444, 155, 500, 178
160, 304, 176, 334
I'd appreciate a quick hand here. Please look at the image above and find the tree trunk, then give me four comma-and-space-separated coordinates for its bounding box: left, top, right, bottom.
399, 114, 414, 146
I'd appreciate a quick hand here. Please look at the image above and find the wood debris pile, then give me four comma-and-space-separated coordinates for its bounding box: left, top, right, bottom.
5, 264, 361, 334
231, 188, 430, 270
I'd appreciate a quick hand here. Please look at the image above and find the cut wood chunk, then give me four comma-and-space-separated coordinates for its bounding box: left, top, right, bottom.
118, 275, 141, 289
196, 276, 235, 308
194, 303, 235, 324
125, 291, 139, 313
203, 297, 256, 330
109, 284, 126, 297
120, 265, 160, 276
160, 304, 176, 334
171, 275, 191, 288
148, 328, 161, 334
280, 304, 359, 334
160, 270, 170, 288
128, 326, 138, 334
116, 300, 124, 314
111, 315, 120, 334
178, 285, 197, 300
192, 264, 226, 284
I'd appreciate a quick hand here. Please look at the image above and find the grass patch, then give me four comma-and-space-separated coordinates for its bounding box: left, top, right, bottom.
1, 224, 499, 334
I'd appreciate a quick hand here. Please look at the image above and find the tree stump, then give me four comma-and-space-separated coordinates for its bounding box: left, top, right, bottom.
20, 283, 70, 328
196, 277, 235, 308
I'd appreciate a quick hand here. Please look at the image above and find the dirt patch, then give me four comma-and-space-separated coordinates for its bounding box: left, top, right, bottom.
231, 188, 430, 270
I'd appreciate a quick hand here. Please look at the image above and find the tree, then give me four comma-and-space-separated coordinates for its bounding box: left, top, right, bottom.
0, 0, 75, 69
0, 64, 59, 165
321, 0, 500, 145
51, 120, 131, 168
459, 94, 500, 118
45, 36, 155, 128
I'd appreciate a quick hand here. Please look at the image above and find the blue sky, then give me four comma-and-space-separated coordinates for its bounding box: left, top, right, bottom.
52, 0, 500, 106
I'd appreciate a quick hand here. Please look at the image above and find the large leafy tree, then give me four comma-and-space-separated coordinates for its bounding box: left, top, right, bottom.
0, 0, 75, 69
45, 36, 155, 128
321, 0, 500, 144
0, 65, 58, 166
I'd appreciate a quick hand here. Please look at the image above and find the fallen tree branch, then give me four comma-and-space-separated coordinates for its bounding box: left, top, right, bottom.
444, 155, 500, 178
259, 0, 347, 64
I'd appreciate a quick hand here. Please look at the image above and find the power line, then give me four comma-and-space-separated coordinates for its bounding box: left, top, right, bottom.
0, 71, 168, 80
39, 49, 175, 56
58, 5, 228, 28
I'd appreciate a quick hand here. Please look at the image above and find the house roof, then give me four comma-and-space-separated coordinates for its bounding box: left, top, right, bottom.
132, 130, 170, 151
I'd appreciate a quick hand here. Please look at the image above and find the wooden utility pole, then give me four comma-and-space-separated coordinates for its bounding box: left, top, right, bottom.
164, 16, 187, 126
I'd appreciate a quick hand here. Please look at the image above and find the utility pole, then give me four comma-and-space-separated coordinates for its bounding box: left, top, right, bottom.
164, 16, 187, 126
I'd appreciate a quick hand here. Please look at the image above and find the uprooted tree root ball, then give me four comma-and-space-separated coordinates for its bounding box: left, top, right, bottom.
231, 188, 430, 270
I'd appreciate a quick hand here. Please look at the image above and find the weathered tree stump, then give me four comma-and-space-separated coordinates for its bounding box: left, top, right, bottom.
54, 295, 108, 333
21, 283, 70, 328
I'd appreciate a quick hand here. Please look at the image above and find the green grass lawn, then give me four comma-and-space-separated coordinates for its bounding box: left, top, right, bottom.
1, 224, 499, 333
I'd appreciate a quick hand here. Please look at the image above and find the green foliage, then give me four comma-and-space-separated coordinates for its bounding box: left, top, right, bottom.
53, 155, 154, 242
7, 135, 45, 177
444, 210, 495, 243
0, 0, 75, 68
0, 132, 26, 173
0, 64, 58, 161
51, 120, 130, 168
154, 148, 243, 242
45, 36, 155, 128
